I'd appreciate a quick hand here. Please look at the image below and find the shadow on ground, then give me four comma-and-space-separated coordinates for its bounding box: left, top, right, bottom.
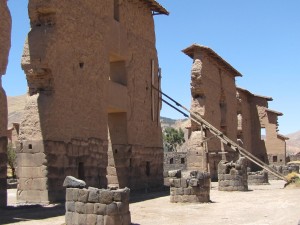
0, 204, 65, 224
130, 189, 169, 204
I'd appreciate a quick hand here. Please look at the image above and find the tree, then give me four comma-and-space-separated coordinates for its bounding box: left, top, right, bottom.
163, 127, 185, 152
7, 143, 17, 178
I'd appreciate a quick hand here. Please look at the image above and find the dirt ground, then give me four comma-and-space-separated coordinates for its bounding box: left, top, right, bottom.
1, 180, 299, 225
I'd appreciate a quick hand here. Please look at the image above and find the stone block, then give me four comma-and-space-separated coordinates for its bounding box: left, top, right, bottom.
78, 189, 89, 203
120, 187, 130, 203
72, 212, 79, 225
88, 187, 100, 203
106, 202, 118, 216
163, 171, 168, 177
18, 177, 47, 190
169, 178, 174, 186
175, 187, 184, 195
65, 212, 73, 225
173, 195, 182, 203
105, 215, 122, 225
86, 214, 97, 225
224, 174, 232, 180
181, 195, 190, 203
97, 215, 104, 225
75, 202, 85, 214
94, 203, 107, 215
17, 153, 47, 167
170, 187, 175, 196
63, 176, 86, 188
168, 170, 181, 178
66, 188, 74, 201
180, 178, 188, 188
184, 187, 191, 195
164, 177, 170, 186
66, 201, 75, 212
85, 203, 95, 214
17, 190, 48, 204
170, 195, 175, 203
99, 189, 113, 204
174, 179, 181, 188
17, 166, 48, 178
189, 178, 199, 187
122, 212, 131, 225
78, 213, 87, 225
117, 202, 129, 214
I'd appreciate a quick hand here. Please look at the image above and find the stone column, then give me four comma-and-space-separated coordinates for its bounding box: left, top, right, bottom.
0, 0, 12, 207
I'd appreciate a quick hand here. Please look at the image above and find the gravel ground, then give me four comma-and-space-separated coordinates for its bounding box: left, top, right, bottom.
1, 180, 299, 225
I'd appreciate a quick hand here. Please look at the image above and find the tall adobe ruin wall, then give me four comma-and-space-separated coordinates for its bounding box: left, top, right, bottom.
184, 46, 239, 180
18, 0, 164, 203
0, 0, 11, 207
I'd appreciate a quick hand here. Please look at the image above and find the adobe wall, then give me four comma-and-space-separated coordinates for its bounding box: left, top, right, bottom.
236, 89, 268, 171
185, 46, 239, 180
18, 1, 164, 203
249, 96, 269, 163
236, 89, 253, 156
0, 0, 11, 207
164, 152, 187, 172
264, 111, 286, 165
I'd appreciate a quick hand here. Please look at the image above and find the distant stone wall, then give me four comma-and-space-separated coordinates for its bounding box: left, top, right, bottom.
65, 187, 131, 225
218, 157, 248, 191
164, 152, 187, 172
168, 170, 210, 203
289, 154, 300, 162
268, 165, 299, 180
247, 171, 269, 185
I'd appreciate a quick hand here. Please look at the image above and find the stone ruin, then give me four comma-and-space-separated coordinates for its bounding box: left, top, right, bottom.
16, 0, 168, 204
0, 0, 11, 207
218, 157, 248, 191
268, 165, 299, 180
167, 170, 210, 203
64, 176, 131, 225
247, 171, 269, 185
182, 44, 288, 182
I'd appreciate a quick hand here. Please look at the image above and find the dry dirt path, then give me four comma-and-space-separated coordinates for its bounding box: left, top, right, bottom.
1, 181, 299, 225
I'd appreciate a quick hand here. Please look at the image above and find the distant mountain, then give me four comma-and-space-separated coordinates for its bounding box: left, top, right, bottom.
286, 130, 300, 155
7, 94, 26, 128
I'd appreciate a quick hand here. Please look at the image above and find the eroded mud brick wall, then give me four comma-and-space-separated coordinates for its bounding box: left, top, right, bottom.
18, 0, 166, 203
183, 45, 240, 180
0, 0, 12, 207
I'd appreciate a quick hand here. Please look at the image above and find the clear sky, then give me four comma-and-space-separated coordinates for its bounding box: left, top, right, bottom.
3, 0, 300, 135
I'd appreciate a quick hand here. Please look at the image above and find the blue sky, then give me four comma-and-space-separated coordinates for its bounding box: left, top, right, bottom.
3, 0, 300, 135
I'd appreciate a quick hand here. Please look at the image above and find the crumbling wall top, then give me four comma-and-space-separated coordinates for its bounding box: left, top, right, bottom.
182, 44, 242, 77
143, 0, 169, 15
